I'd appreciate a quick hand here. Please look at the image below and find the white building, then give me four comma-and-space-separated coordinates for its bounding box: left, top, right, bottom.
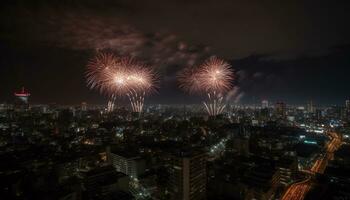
108, 150, 146, 179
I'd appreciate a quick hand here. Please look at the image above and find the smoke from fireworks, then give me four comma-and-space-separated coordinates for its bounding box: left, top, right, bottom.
177, 67, 201, 94
86, 52, 158, 114
178, 57, 234, 116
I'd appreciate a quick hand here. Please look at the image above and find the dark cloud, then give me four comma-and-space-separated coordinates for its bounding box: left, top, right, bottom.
118, 0, 350, 58
3, 0, 350, 59
233, 48, 350, 105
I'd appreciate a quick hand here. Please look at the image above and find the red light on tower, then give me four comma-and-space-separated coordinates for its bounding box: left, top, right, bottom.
14, 87, 31, 109
14, 87, 30, 96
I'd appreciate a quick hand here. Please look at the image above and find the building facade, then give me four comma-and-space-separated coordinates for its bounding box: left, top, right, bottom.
169, 149, 207, 200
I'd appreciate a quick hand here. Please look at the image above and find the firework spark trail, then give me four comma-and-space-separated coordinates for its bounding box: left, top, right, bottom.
203, 91, 226, 116
127, 90, 146, 113
178, 57, 234, 116
107, 94, 116, 113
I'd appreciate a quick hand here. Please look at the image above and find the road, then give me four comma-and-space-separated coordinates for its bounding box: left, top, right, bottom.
281, 176, 312, 200
281, 132, 342, 200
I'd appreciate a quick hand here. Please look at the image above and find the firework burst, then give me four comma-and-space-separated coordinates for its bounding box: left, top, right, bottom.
178, 57, 234, 116
125, 62, 158, 113
198, 57, 234, 93
86, 52, 158, 114
177, 67, 202, 94
86, 52, 118, 95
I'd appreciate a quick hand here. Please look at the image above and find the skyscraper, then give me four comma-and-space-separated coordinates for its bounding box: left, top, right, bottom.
169, 149, 207, 200
107, 149, 146, 179
79, 165, 130, 199
14, 87, 30, 111
346, 99, 350, 121
275, 101, 286, 118
262, 100, 269, 109
307, 100, 315, 113
81, 102, 87, 111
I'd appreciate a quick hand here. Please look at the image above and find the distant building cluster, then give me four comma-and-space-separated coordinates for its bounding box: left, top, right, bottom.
0, 90, 350, 199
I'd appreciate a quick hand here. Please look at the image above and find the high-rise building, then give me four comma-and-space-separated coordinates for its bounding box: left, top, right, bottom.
346, 99, 350, 121
0, 103, 10, 111
242, 166, 280, 200
307, 100, 315, 113
169, 149, 207, 200
232, 137, 250, 157
80, 165, 129, 199
316, 109, 323, 120
81, 102, 87, 111
277, 157, 298, 186
262, 100, 269, 109
108, 149, 146, 179
14, 87, 30, 111
275, 101, 286, 117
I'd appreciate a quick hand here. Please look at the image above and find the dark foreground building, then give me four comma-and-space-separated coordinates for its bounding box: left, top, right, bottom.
168, 148, 207, 200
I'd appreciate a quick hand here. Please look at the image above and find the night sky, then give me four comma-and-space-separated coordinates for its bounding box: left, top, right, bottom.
1, 0, 350, 105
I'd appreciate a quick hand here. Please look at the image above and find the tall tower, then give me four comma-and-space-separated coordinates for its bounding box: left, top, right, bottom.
307, 100, 315, 113
346, 99, 350, 121
262, 100, 269, 109
81, 102, 87, 111
14, 87, 30, 111
275, 101, 286, 118
169, 149, 207, 200
107, 100, 115, 113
